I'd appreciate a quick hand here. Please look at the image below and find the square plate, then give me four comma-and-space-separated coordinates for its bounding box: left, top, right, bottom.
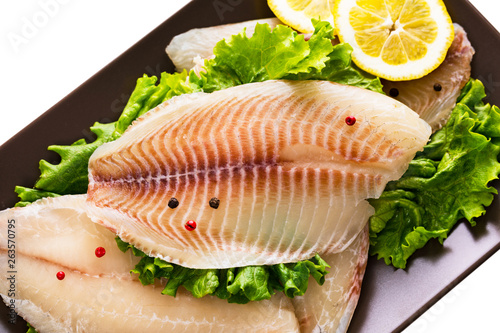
1, 0, 500, 332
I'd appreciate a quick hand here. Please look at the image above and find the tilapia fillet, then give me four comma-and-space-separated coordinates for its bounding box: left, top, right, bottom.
86, 80, 431, 269
382, 24, 474, 131
0, 195, 300, 333
293, 226, 369, 332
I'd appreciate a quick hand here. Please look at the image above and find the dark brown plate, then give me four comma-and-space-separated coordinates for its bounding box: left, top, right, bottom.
1, 0, 500, 332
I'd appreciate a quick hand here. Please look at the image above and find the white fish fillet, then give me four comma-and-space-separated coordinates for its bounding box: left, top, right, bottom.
0, 195, 300, 333
0, 194, 138, 277
166, 18, 282, 72
86, 80, 431, 269
292, 226, 369, 333
382, 24, 474, 131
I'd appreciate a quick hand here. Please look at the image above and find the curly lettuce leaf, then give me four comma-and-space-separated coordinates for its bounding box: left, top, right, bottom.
197, 19, 333, 91
14, 186, 60, 207
112, 71, 198, 138
285, 41, 383, 92
271, 254, 329, 298
198, 19, 382, 93
369, 79, 500, 269
26, 323, 38, 333
224, 266, 274, 303
34, 121, 116, 195
116, 237, 330, 304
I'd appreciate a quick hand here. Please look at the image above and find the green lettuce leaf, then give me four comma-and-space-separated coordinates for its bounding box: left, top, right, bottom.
14, 186, 60, 207
34, 121, 116, 195
164, 267, 220, 298
197, 19, 332, 91
224, 266, 273, 303
198, 19, 382, 93
112, 71, 198, 138
285, 40, 383, 91
26, 323, 38, 333
369, 79, 500, 269
116, 237, 330, 304
271, 253, 329, 298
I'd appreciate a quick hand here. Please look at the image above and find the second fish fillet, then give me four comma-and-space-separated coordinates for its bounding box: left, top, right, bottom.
0, 195, 300, 333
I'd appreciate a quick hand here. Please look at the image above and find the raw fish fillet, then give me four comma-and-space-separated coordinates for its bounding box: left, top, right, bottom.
382, 24, 474, 131
0, 195, 138, 277
0, 195, 300, 333
166, 18, 282, 72
292, 226, 369, 332
86, 80, 431, 269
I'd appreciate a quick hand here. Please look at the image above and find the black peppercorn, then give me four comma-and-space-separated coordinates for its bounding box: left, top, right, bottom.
209, 197, 220, 209
168, 197, 179, 209
389, 88, 399, 97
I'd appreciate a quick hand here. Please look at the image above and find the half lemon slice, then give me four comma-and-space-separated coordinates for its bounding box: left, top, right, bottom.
268, 0, 335, 33
334, 0, 454, 81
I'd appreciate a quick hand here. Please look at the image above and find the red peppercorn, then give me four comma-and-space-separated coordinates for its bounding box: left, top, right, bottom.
56, 271, 65, 280
95, 247, 106, 258
345, 116, 356, 126
185, 220, 197, 231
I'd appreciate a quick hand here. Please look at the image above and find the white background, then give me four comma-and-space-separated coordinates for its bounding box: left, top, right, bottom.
0, 1, 499, 332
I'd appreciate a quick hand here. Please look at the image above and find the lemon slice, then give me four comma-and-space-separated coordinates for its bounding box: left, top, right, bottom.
268, 0, 335, 33
334, 0, 454, 81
